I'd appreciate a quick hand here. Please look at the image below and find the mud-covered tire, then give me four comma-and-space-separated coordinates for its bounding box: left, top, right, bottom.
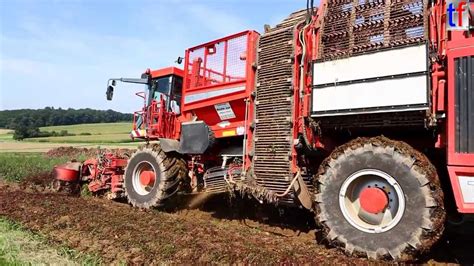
124, 144, 187, 208
314, 136, 445, 260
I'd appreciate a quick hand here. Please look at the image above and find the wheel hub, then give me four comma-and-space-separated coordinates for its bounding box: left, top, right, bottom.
139, 170, 156, 186
359, 187, 389, 214
339, 169, 405, 233
132, 161, 157, 196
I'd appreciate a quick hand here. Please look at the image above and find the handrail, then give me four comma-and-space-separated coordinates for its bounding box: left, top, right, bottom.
184, 31, 256, 97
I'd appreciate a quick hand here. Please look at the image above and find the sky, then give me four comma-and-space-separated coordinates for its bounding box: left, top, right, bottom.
0, 0, 305, 113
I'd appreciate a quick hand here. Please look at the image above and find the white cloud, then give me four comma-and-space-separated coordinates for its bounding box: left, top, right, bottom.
0, 7, 185, 112
0, 0, 284, 112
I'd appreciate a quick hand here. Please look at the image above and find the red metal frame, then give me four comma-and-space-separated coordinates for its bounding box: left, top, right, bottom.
292, 21, 309, 172
422, 1, 474, 212
181, 30, 259, 141
130, 67, 184, 141
128, 31, 259, 145
82, 154, 128, 194
430, 2, 474, 160
291, 8, 327, 173
132, 94, 179, 140
446, 34, 474, 167
444, 9, 474, 212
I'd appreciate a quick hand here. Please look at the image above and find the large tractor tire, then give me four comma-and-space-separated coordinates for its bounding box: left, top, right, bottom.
124, 144, 187, 208
314, 136, 445, 260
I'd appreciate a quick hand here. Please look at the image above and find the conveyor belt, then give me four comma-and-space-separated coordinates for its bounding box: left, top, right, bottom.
252, 11, 306, 202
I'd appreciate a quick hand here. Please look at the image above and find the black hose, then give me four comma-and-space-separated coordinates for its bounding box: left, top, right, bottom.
306, 0, 315, 24
306, 0, 311, 23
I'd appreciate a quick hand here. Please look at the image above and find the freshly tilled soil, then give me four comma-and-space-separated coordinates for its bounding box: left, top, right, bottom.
1, 172, 473, 264
0, 182, 368, 264
45, 146, 134, 159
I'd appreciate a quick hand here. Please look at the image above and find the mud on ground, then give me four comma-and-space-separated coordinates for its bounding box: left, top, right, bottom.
1, 146, 473, 264
1, 181, 369, 264
45, 146, 134, 159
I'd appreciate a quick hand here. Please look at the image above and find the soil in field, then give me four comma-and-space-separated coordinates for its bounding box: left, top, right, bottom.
1, 177, 473, 264
45, 146, 134, 159
0, 181, 363, 264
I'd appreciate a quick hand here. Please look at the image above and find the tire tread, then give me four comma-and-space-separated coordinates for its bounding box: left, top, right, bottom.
314, 136, 445, 261
124, 143, 187, 208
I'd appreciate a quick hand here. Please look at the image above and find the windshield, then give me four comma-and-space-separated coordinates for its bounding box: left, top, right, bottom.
147, 76, 172, 106
145, 75, 182, 114
154, 77, 171, 96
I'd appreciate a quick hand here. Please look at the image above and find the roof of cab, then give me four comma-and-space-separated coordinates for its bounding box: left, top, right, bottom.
149, 67, 184, 78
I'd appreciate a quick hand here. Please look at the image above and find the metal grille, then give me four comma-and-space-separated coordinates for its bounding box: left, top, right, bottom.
455, 56, 474, 154
252, 10, 307, 204
187, 34, 248, 89
204, 166, 242, 193
319, 0, 428, 60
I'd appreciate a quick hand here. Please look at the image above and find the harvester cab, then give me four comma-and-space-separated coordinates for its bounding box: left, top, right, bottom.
106, 67, 184, 141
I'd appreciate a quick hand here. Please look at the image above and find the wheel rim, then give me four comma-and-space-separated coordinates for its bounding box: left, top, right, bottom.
132, 161, 157, 196
339, 169, 405, 233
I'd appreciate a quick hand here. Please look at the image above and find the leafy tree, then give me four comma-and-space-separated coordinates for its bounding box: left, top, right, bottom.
0, 107, 133, 129
12, 117, 40, 140
2, 107, 132, 140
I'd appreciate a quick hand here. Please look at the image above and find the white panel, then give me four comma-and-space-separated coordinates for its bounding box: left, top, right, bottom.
312, 76, 428, 113
184, 86, 245, 104
313, 45, 427, 86
459, 176, 474, 204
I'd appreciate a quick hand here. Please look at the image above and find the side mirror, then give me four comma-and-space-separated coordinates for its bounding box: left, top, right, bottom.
106, 85, 114, 101
175, 56, 184, 65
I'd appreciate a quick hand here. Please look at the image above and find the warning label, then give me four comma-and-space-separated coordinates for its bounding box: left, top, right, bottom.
214, 102, 236, 120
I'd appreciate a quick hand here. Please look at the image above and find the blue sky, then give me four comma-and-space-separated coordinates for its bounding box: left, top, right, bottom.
0, 0, 305, 113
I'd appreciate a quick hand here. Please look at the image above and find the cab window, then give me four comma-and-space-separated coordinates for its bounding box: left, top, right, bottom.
171, 76, 183, 106
152, 76, 171, 102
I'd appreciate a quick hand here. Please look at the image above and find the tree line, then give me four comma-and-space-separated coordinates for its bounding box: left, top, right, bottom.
0, 107, 132, 140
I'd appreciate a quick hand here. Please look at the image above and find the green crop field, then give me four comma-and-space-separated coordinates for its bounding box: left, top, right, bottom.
40, 122, 132, 135
0, 153, 77, 182
0, 217, 103, 265
28, 122, 135, 144
0, 129, 13, 141
0, 123, 142, 152
28, 133, 132, 144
